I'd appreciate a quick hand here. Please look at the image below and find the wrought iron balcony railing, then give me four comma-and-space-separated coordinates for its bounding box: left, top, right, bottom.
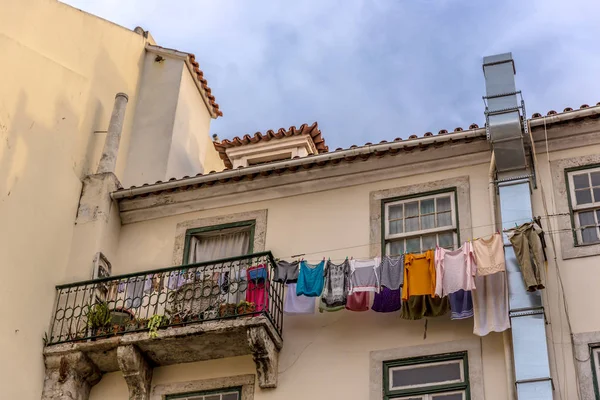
47, 252, 283, 345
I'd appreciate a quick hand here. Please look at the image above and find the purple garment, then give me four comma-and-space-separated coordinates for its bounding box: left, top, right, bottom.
449, 290, 473, 320
371, 287, 401, 313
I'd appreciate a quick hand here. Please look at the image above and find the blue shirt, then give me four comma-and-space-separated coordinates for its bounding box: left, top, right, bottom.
296, 260, 325, 297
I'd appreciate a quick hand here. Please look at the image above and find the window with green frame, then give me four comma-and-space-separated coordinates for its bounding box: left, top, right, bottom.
166, 387, 241, 400
565, 165, 600, 245
383, 352, 470, 400
590, 346, 600, 399
183, 220, 256, 264
381, 188, 459, 256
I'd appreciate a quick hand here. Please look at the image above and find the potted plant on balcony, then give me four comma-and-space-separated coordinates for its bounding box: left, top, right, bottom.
236, 301, 256, 316
87, 302, 111, 337
147, 314, 169, 339
219, 303, 237, 317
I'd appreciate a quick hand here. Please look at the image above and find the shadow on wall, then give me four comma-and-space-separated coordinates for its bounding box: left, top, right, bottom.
0, 40, 141, 398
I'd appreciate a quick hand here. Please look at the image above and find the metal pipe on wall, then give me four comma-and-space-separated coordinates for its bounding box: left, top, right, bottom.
97, 92, 129, 174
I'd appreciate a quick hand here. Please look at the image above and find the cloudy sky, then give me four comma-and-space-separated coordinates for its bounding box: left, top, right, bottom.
63, 0, 600, 149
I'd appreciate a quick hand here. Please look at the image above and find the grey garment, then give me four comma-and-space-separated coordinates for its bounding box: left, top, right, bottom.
125, 277, 145, 309
508, 222, 545, 292
350, 259, 379, 292
379, 255, 404, 290
273, 260, 299, 283
320, 260, 350, 310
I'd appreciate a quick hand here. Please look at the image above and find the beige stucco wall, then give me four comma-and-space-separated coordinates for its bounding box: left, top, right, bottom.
0, 0, 148, 398
88, 163, 514, 400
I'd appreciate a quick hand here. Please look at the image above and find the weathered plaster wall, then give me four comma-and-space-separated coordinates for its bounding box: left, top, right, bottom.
100, 163, 513, 400
0, 0, 147, 397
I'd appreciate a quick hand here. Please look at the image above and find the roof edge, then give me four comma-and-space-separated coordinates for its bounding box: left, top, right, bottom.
112, 127, 486, 200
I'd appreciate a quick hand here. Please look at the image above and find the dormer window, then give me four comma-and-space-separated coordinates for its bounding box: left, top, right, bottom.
213, 122, 328, 169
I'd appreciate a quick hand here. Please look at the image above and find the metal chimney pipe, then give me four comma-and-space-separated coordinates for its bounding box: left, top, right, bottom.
97, 92, 129, 174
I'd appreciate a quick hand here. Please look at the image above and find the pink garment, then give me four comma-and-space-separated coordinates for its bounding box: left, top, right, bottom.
246, 265, 269, 312
434, 243, 476, 297
472, 233, 506, 276
345, 292, 369, 312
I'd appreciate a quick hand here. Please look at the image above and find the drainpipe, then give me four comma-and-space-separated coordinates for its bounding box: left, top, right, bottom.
97, 92, 129, 174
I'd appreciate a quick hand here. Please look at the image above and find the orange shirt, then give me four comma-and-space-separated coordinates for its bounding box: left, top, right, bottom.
402, 250, 436, 301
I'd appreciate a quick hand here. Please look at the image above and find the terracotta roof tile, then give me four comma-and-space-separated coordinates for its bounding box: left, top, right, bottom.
187, 54, 222, 117
213, 122, 328, 169
530, 101, 599, 118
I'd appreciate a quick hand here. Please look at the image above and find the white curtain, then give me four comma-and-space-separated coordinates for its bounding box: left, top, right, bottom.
188, 227, 251, 264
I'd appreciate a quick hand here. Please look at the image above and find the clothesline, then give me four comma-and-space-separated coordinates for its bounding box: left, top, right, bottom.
278, 214, 572, 261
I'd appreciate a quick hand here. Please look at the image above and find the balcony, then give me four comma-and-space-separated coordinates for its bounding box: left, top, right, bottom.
42, 252, 284, 397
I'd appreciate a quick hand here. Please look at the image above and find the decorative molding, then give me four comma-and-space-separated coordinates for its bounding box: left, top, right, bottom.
369, 176, 472, 257
172, 209, 268, 265
572, 331, 600, 400
369, 338, 485, 400
150, 374, 256, 400
247, 326, 279, 389
118, 144, 490, 224
41, 351, 101, 400
117, 345, 153, 400
550, 154, 600, 259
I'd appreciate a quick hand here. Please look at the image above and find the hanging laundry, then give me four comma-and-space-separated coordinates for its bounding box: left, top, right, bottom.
296, 260, 325, 297
506, 222, 545, 291
400, 296, 449, 320
434, 243, 476, 297
349, 258, 380, 293
449, 290, 473, 320
472, 233, 506, 276
345, 292, 370, 312
284, 283, 315, 314
246, 264, 269, 311
378, 255, 404, 290
371, 287, 401, 313
472, 272, 510, 336
320, 260, 350, 312
124, 277, 145, 309
273, 260, 299, 283
402, 250, 436, 301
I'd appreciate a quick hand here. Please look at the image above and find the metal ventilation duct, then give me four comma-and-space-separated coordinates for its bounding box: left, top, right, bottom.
483, 53, 528, 176
483, 54, 553, 399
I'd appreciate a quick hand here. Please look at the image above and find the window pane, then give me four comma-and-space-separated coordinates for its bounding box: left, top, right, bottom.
389, 241, 404, 256
432, 393, 464, 400
575, 189, 593, 205
391, 361, 463, 389
421, 214, 435, 230
420, 199, 435, 214
592, 172, 600, 187
579, 211, 598, 243
406, 237, 421, 253
437, 211, 452, 227
205, 396, 220, 400
405, 201, 419, 217
573, 173, 590, 189
406, 217, 419, 232
422, 234, 436, 251
594, 188, 600, 203
436, 196, 451, 212
222, 394, 239, 400
581, 227, 599, 244
389, 220, 403, 235
438, 232, 454, 249
389, 205, 403, 220
579, 211, 596, 226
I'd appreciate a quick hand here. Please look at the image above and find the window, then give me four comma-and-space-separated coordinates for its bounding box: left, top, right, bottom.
183, 221, 255, 264
383, 353, 470, 400
591, 346, 600, 398
166, 388, 241, 400
383, 190, 458, 255
567, 166, 600, 245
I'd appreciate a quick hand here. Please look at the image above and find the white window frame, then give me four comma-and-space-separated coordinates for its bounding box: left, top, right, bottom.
384, 191, 458, 254
395, 391, 466, 400
388, 359, 465, 392
567, 167, 600, 245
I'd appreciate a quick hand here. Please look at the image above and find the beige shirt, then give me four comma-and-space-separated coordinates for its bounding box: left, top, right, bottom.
472, 233, 505, 276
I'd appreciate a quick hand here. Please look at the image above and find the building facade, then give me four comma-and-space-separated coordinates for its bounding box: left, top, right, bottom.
3, 2, 600, 400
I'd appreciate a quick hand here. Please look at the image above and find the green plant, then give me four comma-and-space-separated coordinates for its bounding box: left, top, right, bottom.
147, 315, 168, 339
87, 302, 111, 330
236, 301, 256, 315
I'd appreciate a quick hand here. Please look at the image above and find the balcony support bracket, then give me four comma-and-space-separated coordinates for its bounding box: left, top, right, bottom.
41, 351, 101, 400
117, 345, 153, 400
247, 326, 279, 389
